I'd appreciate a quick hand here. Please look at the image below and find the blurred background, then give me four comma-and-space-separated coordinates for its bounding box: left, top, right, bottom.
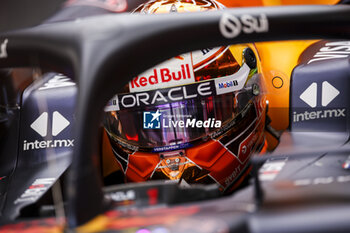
0, 0, 65, 33
0, 0, 343, 33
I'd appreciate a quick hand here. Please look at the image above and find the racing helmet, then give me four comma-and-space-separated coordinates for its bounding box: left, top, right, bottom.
103, 0, 267, 193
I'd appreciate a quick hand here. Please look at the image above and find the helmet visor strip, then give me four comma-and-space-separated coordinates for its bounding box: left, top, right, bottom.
104, 63, 253, 152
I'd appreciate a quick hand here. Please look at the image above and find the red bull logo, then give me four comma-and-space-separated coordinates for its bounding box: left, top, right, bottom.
130, 55, 195, 92
130, 64, 192, 89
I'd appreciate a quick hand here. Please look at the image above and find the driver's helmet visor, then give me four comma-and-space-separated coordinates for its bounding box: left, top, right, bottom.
104, 63, 252, 152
